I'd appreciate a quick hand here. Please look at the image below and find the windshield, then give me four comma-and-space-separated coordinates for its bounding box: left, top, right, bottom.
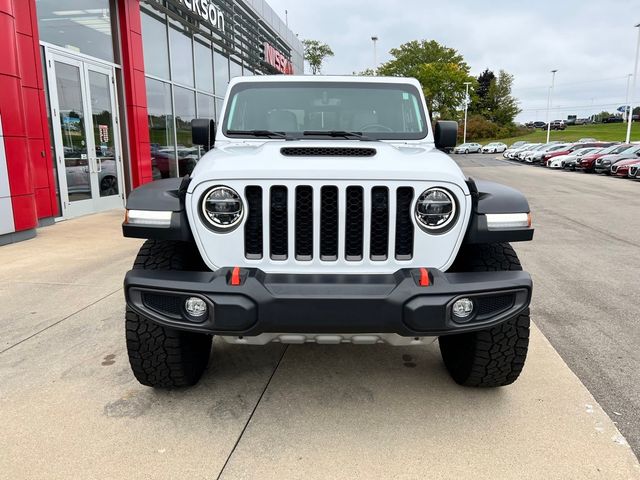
602, 144, 625, 154
223, 82, 428, 140
621, 145, 640, 154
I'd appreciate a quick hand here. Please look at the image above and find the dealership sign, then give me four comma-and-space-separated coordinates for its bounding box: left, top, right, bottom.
264, 43, 293, 74
172, 0, 225, 32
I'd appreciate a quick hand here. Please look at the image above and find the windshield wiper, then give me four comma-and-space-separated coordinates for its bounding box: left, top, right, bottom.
302, 130, 378, 141
226, 129, 289, 139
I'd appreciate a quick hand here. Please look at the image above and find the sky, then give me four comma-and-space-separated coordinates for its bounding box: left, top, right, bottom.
268, 0, 640, 123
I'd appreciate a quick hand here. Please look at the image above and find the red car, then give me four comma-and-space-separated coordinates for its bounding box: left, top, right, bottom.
542, 142, 615, 166
575, 143, 630, 173
612, 157, 640, 177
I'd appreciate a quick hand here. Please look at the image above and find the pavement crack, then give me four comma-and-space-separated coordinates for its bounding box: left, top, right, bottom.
0, 288, 122, 355
215, 345, 290, 480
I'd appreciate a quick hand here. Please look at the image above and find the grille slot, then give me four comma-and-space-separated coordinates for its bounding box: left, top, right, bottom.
281, 147, 376, 157
142, 292, 183, 317
295, 186, 314, 260
270, 186, 288, 260
476, 294, 515, 318
370, 187, 389, 261
244, 186, 263, 259
345, 186, 364, 260
395, 187, 414, 260
320, 186, 339, 260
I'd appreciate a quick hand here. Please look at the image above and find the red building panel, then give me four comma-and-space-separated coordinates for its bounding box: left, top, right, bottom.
16, 32, 38, 88
119, 0, 152, 188
0, 75, 27, 137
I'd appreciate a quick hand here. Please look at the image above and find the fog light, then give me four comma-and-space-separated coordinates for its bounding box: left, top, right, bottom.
452, 298, 474, 321
185, 297, 207, 318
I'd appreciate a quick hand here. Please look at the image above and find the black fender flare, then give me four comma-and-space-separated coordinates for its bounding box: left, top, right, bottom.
122, 177, 193, 241
463, 178, 534, 244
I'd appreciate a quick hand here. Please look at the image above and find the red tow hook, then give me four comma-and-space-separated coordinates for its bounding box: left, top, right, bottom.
230, 266, 242, 286
419, 268, 431, 287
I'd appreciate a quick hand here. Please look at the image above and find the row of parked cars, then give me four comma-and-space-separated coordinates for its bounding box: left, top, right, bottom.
500, 139, 640, 178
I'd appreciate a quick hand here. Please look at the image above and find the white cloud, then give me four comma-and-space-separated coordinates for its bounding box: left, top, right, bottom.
270, 0, 640, 121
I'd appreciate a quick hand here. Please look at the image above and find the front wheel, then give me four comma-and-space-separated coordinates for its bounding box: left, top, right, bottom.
126, 240, 212, 389
465, 149, 469, 154
439, 243, 530, 387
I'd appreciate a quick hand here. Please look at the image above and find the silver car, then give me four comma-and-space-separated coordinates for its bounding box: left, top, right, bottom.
453, 142, 482, 154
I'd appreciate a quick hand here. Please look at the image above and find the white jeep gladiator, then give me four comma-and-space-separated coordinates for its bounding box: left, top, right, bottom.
122, 76, 534, 389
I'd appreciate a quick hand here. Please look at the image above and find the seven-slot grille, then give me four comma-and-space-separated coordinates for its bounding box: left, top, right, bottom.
244, 185, 415, 262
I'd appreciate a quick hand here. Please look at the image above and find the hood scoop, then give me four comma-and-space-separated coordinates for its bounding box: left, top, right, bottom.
280, 147, 377, 157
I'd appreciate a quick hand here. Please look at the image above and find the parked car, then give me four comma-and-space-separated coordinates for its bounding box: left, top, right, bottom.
602, 116, 623, 123
611, 156, 640, 177
594, 145, 640, 174
527, 143, 572, 164
575, 143, 628, 172
532, 121, 547, 129
121, 75, 535, 389
547, 147, 602, 170
506, 143, 540, 159
502, 141, 528, 158
575, 119, 591, 125
515, 143, 544, 161
453, 142, 482, 154
542, 142, 615, 166
481, 142, 507, 153
550, 120, 566, 130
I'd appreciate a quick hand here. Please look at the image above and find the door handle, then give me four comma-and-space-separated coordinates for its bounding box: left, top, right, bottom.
96, 158, 102, 173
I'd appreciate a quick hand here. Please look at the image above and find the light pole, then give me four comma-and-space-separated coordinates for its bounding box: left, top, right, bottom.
625, 23, 640, 144
463, 82, 472, 143
623, 73, 632, 121
371, 36, 378, 72
545, 69, 558, 143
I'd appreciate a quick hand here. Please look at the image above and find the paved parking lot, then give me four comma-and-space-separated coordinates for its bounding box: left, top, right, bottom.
1, 156, 640, 479
455, 153, 640, 456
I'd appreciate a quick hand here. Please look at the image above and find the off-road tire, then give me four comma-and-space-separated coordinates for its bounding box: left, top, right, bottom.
439, 243, 530, 387
126, 240, 212, 389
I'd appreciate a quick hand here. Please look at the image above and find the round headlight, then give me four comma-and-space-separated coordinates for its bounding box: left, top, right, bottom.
415, 188, 457, 233
201, 186, 244, 231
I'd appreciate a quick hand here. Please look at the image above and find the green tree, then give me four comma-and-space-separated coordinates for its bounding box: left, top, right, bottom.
302, 39, 334, 75
469, 68, 495, 115
484, 70, 520, 125
378, 40, 474, 120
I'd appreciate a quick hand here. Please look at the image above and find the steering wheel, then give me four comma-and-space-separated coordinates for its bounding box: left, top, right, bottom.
360, 124, 393, 133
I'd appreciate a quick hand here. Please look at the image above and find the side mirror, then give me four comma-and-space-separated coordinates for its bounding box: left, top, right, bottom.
434, 121, 458, 150
191, 119, 216, 150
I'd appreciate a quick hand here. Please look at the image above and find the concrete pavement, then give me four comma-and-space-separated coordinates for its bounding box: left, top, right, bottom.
0, 186, 639, 479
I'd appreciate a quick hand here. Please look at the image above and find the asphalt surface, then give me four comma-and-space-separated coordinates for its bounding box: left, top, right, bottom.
454, 152, 640, 456
1, 159, 639, 479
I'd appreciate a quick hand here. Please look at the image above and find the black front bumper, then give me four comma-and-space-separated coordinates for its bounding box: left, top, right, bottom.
124, 268, 532, 337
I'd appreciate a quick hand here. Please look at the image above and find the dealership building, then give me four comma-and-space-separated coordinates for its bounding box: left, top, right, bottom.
0, 0, 303, 244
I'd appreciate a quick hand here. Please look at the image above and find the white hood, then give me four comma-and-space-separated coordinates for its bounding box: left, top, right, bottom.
188, 140, 469, 194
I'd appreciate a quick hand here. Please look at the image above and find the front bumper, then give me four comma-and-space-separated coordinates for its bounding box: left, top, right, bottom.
124, 268, 532, 337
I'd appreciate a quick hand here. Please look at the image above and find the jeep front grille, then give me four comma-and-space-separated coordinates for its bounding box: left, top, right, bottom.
244, 185, 415, 262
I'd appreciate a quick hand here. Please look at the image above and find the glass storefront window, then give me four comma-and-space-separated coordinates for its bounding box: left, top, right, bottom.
146, 78, 177, 180
194, 39, 214, 94
197, 93, 216, 121
213, 51, 229, 97
35, 0, 115, 62
169, 26, 194, 87
174, 87, 197, 176
230, 60, 243, 79
141, 10, 170, 79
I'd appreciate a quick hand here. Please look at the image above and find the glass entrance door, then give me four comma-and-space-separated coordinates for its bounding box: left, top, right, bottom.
46, 51, 124, 218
